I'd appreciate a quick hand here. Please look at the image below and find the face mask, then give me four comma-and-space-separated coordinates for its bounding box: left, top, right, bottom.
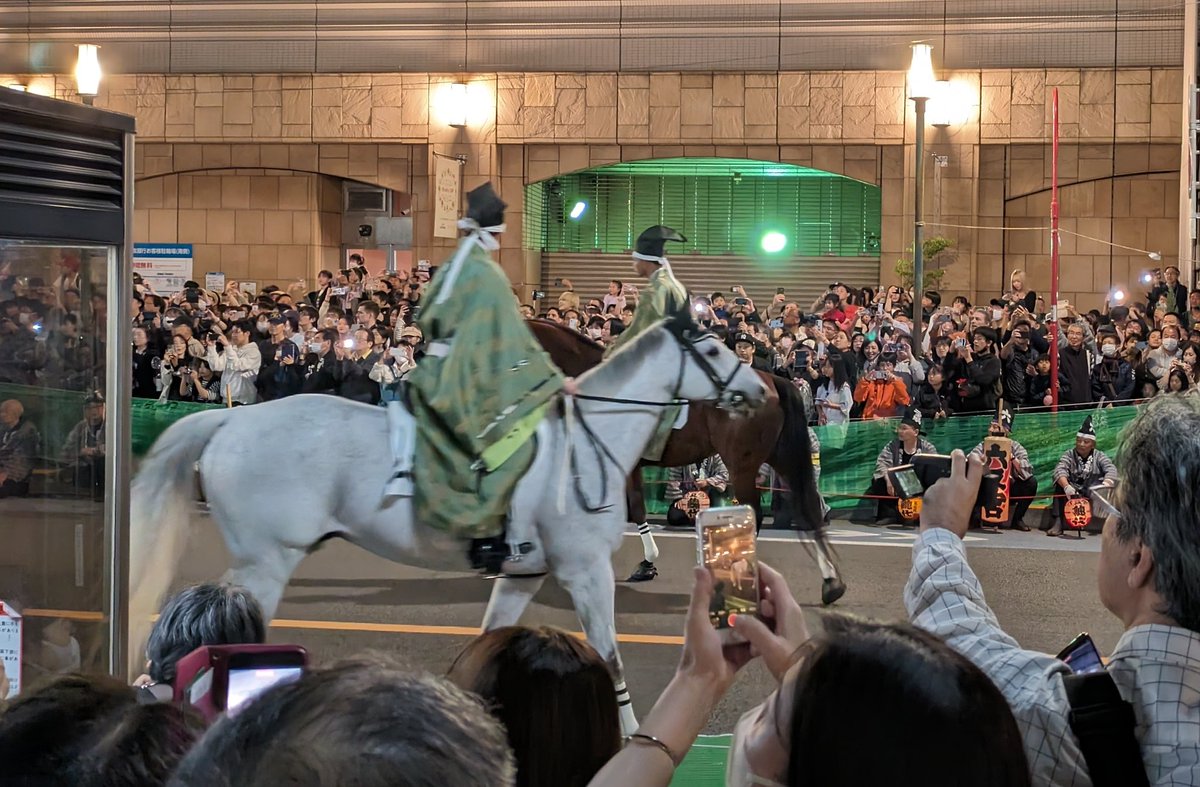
162, 317, 175, 329
1101, 344, 1117, 357
1163, 338, 1179, 352
308, 342, 322, 353
257, 321, 270, 333
726, 708, 787, 787
17, 313, 30, 325
587, 327, 602, 339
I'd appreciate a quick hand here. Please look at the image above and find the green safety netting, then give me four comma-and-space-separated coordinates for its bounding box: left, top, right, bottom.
642, 405, 1137, 515
0, 382, 1137, 513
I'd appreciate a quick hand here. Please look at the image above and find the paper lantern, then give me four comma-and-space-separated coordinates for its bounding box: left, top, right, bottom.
898, 496, 923, 521
1064, 497, 1092, 530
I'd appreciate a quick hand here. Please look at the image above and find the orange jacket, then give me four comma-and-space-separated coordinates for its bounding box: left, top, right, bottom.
853, 375, 911, 419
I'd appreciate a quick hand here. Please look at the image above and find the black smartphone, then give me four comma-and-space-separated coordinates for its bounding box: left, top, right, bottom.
777, 287, 786, 295
909, 453, 1003, 512
278, 341, 299, 362
1056, 633, 1105, 674
554, 277, 563, 286
887, 465, 926, 499
794, 349, 810, 368
224, 649, 307, 714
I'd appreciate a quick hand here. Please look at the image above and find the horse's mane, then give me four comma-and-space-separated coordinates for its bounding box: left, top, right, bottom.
528, 318, 604, 351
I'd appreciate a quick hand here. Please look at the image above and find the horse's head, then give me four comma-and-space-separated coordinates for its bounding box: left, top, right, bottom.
663, 306, 768, 415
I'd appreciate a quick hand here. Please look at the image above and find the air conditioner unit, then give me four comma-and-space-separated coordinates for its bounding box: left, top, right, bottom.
344, 184, 390, 214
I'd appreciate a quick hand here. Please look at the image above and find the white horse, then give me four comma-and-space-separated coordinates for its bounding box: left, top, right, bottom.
128, 316, 767, 732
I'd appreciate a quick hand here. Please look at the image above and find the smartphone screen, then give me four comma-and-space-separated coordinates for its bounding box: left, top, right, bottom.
776, 287, 786, 295
888, 465, 925, 498
696, 506, 759, 631
1056, 633, 1105, 675
226, 666, 303, 715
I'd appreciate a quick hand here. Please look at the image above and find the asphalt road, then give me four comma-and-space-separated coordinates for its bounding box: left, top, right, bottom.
171, 518, 1123, 733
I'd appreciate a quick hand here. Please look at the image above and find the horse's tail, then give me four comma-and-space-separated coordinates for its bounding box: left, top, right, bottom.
127, 407, 232, 678
768, 375, 825, 533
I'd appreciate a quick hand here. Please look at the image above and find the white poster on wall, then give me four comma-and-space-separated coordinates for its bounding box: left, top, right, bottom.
205, 272, 226, 292
0, 601, 22, 699
238, 281, 257, 296
132, 244, 194, 295
433, 155, 461, 239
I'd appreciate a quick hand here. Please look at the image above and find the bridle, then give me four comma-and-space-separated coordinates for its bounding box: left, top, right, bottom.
564, 323, 759, 514
572, 324, 755, 414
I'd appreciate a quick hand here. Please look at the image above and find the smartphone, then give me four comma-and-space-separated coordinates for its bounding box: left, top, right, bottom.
226, 661, 305, 715
554, 277, 563, 286
342, 338, 355, 349
776, 287, 786, 295
730, 286, 740, 293
733, 297, 749, 306
176, 644, 307, 722
1056, 633, 1105, 674
887, 465, 926, 499
884, 342, 896, 353
909, 453, 1003, 512
532, 290, 546, 300
954, 337, 968, 349
332, 286, 348, 296
278, 342, 299, 362
794, 349, 810, 368
696, 505, 759, 645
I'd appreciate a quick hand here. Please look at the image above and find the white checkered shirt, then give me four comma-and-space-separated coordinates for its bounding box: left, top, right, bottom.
905, 528, 1200, 786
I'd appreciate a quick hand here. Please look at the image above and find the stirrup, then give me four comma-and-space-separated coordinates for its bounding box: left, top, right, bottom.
501, 542, 547, 577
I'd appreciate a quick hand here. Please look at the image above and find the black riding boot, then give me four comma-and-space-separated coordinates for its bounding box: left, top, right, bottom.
468, 536, 507, 576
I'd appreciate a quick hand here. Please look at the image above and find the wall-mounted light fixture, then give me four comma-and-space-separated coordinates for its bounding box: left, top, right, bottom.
74, 44, 102, 104
444, 82, 468, 128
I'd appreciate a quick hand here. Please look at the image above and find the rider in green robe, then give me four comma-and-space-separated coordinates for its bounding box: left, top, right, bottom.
605, 225, 689, 460
408, 183, 563, 573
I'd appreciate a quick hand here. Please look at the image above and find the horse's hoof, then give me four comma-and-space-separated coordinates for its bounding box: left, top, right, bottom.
821, 577, 846, 606
626, 561, 658, 582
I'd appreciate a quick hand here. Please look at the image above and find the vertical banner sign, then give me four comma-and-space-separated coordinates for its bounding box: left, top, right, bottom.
433, 156, 461, 239
0, 601, 22, 699
132, 244, 194, 294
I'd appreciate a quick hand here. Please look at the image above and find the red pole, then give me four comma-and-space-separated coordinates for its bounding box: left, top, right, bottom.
1049, 87, 1060, 412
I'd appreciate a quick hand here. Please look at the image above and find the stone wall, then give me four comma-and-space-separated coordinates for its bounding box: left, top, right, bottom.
5, 67, 1184, 302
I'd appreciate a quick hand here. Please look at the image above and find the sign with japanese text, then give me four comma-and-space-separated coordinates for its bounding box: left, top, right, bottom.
133, 244, 194, 295
0, 601, 22, 699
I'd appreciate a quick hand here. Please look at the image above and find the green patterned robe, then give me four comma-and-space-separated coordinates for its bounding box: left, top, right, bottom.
409, 242, 564, 538
605, 265, 689, 460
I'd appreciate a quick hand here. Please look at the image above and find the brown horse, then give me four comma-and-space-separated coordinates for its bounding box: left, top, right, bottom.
529, 319, 845, 605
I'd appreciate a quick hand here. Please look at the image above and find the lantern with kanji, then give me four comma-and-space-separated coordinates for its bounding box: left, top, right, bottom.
898, 496, 923, 521
1064, 496, 1092, 530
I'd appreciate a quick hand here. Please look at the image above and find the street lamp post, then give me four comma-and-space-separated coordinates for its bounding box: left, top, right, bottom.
908, 44, 936, 340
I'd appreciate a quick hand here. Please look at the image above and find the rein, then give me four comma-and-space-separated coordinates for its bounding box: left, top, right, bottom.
564, 330, 742, 514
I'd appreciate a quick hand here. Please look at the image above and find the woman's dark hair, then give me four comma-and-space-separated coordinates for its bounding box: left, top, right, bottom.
146, 583, 265, 685
0, 673, 204, 787
821, 354, 851, 390
786, 617, 1030, 787
172, 660, 514, 787
1168, 368, 1191, 391
447, 626, 620, 787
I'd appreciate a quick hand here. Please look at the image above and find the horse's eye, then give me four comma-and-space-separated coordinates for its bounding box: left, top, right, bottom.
706, 347, 720, 358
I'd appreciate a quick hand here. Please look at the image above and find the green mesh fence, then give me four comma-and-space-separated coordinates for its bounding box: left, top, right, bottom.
0, 382, 1137, 514
642, 405, 1138, 514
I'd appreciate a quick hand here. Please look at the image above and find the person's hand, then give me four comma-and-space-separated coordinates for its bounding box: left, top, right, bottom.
560, 278, 574, 290
695, 478, 708, 489
1043, 393, 1053, 406
1062, 483, 1077, 497
730, 562, 810, 681
919, 449, 984, 539
218, 332, 230, 346
0, 471, 7, 485
563, 377, 579, 396
678, 566, 755, 690
132, 673, 153, 688
1025, 363, 1037, 377
282, 353, 295, 366
885, 477, 895, 497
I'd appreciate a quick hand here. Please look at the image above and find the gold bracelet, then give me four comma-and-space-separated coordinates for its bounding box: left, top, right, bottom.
627, 733, 681, 768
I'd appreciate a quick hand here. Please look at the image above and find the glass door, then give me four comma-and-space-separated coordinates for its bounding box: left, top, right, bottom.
0, 240, 117, 698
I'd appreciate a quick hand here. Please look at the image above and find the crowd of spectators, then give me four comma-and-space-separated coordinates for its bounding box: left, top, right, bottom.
3, 392, 1197, 786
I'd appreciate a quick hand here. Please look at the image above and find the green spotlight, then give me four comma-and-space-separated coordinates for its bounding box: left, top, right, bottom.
569, 200, 588, 220
760, 230, 788, 254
